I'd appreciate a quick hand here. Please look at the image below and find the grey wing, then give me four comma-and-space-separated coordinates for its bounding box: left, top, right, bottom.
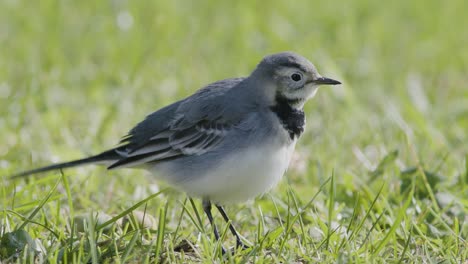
108, 117, 231, 169
108, 77, 245, 169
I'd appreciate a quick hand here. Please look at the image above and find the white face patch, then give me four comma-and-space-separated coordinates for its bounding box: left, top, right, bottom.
271, 64, 323, 110
281, 83, 319, 109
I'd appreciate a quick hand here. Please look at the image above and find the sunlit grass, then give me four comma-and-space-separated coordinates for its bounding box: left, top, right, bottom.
1, 0, 467, 262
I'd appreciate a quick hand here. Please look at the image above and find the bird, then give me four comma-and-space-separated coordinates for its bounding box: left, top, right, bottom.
11, 51, 341, 251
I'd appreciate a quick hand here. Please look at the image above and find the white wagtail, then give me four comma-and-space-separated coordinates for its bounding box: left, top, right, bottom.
12, 52, 341, 250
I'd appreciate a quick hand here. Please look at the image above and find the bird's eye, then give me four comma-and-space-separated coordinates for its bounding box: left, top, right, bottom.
291, 73, 302, 82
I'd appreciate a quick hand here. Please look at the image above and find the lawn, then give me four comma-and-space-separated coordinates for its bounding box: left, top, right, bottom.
1, 0, 467, 263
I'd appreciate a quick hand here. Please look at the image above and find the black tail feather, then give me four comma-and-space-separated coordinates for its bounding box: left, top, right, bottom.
11, 149, 121, 179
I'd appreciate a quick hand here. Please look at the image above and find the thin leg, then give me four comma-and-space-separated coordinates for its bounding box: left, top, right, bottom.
215, 204, 249, 249
202, 199, 226, 254
202, 199, 220, 241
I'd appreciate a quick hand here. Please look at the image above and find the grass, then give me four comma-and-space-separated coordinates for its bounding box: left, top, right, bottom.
1, 0, 467, 262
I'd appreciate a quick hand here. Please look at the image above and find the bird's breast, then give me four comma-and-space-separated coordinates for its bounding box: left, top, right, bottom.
164, 137, 297, 203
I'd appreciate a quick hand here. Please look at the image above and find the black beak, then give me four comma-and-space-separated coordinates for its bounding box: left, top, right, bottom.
314, 77, 341, 85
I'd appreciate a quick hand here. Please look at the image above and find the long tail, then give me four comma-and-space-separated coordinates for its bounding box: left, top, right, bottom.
11, 149, 121, 179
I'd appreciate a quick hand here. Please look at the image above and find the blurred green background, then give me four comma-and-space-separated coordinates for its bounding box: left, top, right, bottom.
1, 0, 467, 262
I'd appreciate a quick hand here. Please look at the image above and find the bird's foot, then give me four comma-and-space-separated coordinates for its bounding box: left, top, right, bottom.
236, 240, 250, 251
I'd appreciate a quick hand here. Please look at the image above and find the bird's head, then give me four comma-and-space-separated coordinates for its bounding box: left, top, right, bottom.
251, 52, 341, 109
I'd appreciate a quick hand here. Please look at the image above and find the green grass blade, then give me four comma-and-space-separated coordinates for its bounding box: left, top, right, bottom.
372, 184, 413, 257
121, 230, 140, 263
96, 188, 167, 231
17, 174, 61, 230
154, 201, 169, 259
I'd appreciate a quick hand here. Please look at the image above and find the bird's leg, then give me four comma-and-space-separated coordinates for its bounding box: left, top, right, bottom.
215, 204, 249, 250
202, 199, 226, 254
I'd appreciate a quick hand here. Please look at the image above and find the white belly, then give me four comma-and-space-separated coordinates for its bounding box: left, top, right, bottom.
176, 141, 296, 203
